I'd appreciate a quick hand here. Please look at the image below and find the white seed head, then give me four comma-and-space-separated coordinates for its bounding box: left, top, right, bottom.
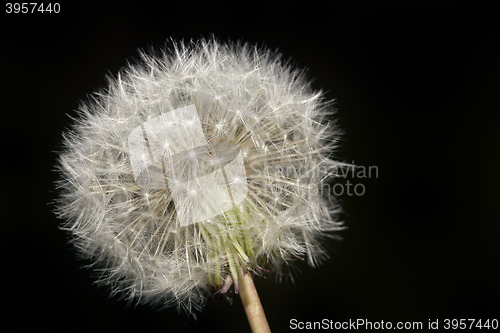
55, 38, 345, 315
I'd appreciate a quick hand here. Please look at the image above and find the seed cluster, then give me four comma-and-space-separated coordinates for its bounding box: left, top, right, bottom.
55, 39, 344, 314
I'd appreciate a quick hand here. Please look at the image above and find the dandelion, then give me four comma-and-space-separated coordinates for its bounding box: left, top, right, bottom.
55, 38, 344, 332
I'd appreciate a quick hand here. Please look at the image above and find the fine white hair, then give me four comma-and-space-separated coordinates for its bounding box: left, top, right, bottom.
55, 37, 345, 315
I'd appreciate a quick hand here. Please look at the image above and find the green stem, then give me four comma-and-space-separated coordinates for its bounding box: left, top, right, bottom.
239, 271, 271, 333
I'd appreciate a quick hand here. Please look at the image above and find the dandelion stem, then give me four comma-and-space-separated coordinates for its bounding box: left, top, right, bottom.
239, 272, 271, 333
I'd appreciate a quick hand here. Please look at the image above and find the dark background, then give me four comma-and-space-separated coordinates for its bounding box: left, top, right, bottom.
1, 0, 499, 332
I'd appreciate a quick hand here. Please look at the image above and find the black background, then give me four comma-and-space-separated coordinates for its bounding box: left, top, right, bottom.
1, 1, 499, 332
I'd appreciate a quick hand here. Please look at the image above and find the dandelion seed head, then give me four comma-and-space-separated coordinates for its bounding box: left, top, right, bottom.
55, 37, 345, 315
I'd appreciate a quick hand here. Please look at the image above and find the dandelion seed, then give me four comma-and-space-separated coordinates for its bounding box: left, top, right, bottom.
55, 37, 345, 331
